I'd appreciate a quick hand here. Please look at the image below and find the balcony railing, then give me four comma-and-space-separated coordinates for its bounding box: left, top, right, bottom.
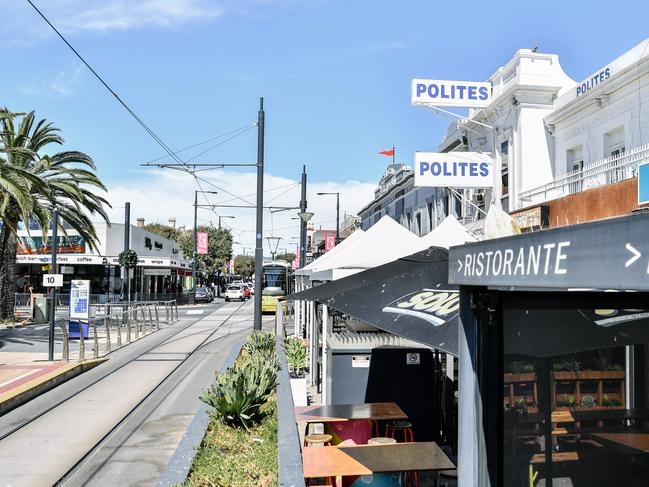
520, 143, 649, 205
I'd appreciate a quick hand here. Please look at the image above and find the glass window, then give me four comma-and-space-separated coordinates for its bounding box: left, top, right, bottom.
568, 146, 584, 194
502, 306, 649, 486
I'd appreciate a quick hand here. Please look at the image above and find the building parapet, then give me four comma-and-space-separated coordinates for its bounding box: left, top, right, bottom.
520, 143, 649, 205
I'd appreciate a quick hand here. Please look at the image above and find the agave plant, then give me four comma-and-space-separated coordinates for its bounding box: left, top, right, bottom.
285, 337, 308, 377
0, 109, 110, 319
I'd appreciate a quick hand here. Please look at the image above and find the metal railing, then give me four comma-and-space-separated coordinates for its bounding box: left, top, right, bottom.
62, 300, 179, 361
520, 143, 649, 204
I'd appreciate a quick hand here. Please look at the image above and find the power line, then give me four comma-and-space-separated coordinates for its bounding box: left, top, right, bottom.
145, 124, 257, 164
25, 0, 188, 170
186, 126, 256, 163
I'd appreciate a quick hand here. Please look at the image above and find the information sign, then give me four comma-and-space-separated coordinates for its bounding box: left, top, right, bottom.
69, 279, 90, 320
42, 274, 63, 287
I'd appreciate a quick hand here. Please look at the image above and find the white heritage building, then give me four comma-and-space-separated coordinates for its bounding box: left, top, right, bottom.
359, 38, 649, 235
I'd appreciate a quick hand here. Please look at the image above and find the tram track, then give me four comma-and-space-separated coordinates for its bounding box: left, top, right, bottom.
54, 298, 252, 486
0, 298, 248, 449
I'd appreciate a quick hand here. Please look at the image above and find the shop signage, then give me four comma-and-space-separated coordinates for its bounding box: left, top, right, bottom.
414, 152, 494, 188
639, 161, 649, 205
411, 79, 492, 108
69, 279, 90, 320
510, 205, 549, 230
576, 67, 611, 97
449, 211, 649, 291
42, 274, 63, 287
352, 355, 370, 368
382, 289, 459, 326
197, 232, 208, 255
143, 268, 172, 276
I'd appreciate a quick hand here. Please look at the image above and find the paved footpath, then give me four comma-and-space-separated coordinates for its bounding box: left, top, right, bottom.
0, 299, 267, 487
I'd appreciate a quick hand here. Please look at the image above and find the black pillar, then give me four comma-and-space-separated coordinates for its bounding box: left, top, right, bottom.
299, 165, 307, 268
253, 97, 265, 331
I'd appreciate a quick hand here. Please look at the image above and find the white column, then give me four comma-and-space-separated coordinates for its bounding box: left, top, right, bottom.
321, 304, 329, 405
309, 301, 317, 386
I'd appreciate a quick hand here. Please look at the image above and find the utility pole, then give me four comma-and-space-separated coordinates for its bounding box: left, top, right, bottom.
254, 97, 265, 331
299, 165, 307, 267
191, 190, 198, 305
335, 192, 340, 245
123, 202, 130, 303
48, 210, 58, 361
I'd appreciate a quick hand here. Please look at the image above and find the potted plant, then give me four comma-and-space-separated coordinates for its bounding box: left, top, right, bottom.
285, 337, 308, 406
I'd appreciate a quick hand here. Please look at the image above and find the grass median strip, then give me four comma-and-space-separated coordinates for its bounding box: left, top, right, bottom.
184, 331, 279, 487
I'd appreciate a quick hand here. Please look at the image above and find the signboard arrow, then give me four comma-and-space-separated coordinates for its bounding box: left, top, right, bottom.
625, 243, 641, 267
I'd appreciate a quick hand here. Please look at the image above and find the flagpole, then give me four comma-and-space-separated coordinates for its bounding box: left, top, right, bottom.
392, 145, 395, 165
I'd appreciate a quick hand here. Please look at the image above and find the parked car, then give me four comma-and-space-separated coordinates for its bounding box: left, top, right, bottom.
225, 285, 246, 302
195, 287, 212, 303
243, 284, 252, 299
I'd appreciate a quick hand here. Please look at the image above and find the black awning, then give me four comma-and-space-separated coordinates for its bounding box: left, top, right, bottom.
291, 247, 459, 355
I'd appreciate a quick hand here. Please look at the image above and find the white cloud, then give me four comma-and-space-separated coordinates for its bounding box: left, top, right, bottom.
104, 169, 375, 255
55, 0, 222, 33
19, 62, 84, 97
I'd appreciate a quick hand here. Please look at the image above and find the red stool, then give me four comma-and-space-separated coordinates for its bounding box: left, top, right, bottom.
384, 420, 414, 442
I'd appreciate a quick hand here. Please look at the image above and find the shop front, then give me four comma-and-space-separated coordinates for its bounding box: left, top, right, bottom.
449, 211, 649, 486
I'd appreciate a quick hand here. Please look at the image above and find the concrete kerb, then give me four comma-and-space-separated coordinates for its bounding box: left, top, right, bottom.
157, 337, 246, 487
0, 358, 107, 416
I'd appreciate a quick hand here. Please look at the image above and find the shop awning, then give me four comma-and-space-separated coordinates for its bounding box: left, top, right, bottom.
290, 247, 459, 355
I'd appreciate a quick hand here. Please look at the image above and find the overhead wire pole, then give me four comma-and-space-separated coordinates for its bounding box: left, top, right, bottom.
299, 165, 308, 268
254, 97, 265, 331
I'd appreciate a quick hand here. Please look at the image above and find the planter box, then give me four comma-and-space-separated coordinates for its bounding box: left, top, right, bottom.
553, 371, 625, 380
504, 373, 536, 383
290, 377, 307, 407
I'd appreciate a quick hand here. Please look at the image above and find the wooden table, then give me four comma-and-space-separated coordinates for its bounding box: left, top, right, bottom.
590, 431, 649, 454
302, 441, 455, 479
295, 402, 408, 423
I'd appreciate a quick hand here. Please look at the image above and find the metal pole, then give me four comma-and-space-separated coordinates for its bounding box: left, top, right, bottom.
335, 193, 340, 245
48, 210, 58, 361
124, 202, 130, 303
254, 97, 265, 331
299, 165, 307, 267
191, 190, 197, 305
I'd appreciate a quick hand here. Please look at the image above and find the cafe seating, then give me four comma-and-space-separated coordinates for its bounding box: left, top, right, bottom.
385, 420, 415, 443
305, 433, 333, 447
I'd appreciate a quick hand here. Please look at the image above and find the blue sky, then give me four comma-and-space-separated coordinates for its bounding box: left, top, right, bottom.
2, 0, 649, 247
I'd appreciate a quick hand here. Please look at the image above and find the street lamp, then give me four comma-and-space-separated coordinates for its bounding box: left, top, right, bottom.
192, 190, 218, 305
317, 192, 340, 244
266, 236, 281, 261
218, 215, 235, 229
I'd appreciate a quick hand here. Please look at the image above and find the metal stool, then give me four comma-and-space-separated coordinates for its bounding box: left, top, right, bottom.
304, 433, 333, 447
384, 420, 414, 442
368, 437, 397, 445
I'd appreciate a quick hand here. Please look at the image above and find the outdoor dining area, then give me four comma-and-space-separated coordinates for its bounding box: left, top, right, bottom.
295, 401, 457, 486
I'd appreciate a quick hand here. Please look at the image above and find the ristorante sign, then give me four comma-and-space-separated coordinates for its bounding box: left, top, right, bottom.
449, 212, 649, 291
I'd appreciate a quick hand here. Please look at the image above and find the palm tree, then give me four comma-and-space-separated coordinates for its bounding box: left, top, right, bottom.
0, 109, 110, 319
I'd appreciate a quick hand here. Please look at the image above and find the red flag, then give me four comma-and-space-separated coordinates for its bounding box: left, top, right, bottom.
378, 149, 394, 156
